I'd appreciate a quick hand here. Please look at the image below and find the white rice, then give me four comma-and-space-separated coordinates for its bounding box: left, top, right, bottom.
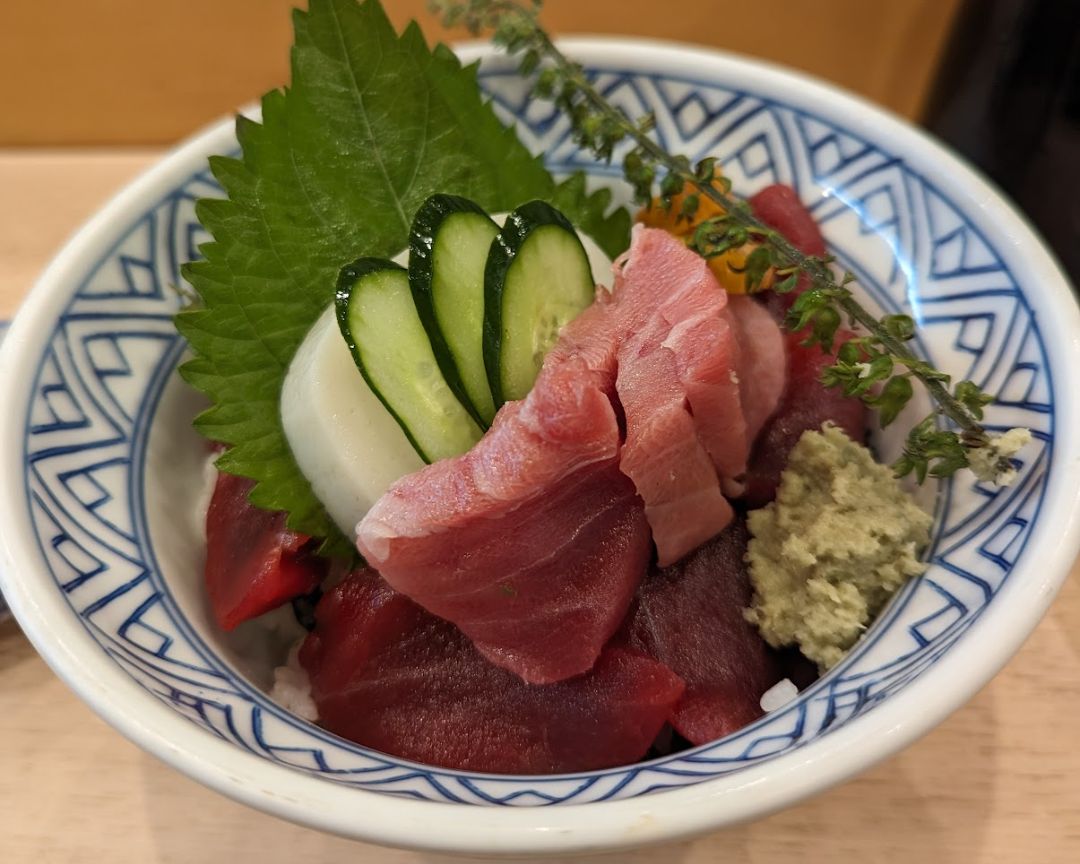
759, 678, 799, 713
270, 641, 319, 722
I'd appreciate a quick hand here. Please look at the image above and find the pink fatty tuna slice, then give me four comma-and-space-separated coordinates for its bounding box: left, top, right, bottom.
613, 224, 756, 514
300, 567, 685, 774
625, 519, 782, 745
663, 305, 747, 491
616, 324, 734, 567
357, 355, 652, 685
726, 295, 786, 446
542, 291, 620, 397
554, 230, 752, 544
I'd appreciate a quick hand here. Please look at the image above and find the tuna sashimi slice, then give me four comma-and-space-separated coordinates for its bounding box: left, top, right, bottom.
616, 324, 734, 567
613, 225, 756, 514
742, 331, 867, 507
750, 184, 827, 259
726, 295, 786, 446
358, 356, 651, 684
300, 568, 685, 774
542, 285, 620, 395
749, 184, 827, 318
665, 305, 748, 488
203, 471, 325, 631
740, 184, 865, 505
626, 520, 782, 744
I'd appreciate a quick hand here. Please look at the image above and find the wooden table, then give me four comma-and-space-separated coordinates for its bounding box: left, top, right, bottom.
1, 150, 1078, 862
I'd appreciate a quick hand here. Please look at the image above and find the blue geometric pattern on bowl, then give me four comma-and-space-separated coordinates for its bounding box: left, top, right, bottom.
21, 60, 1051, 805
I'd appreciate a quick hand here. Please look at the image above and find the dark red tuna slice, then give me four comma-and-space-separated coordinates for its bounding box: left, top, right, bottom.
357, 356, 651, 684
299, 568, 685, 774
742, 330, 867, 507
750, 184, 828, 319
750, 184, 827, 260
203, 471, 325, 631
625, 520, 782, 745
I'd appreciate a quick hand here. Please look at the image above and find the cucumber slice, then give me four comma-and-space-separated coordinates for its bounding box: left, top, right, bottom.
484, 201, 596, 406
409, 195, 500, 426
336, 258, 482, 464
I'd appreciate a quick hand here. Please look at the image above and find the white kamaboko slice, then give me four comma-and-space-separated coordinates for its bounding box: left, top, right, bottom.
282, 303, 427, 535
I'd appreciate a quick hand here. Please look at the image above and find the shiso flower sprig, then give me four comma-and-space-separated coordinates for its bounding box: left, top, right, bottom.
432, 0, 1028, 486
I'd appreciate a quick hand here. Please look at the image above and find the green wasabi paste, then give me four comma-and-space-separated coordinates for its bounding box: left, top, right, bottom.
746, 423, 932, 670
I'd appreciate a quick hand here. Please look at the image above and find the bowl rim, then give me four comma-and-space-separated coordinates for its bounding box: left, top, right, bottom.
1, 36, 1078, 855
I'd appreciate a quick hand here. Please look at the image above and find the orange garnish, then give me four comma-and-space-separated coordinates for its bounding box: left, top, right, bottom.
636, 171, 774, 294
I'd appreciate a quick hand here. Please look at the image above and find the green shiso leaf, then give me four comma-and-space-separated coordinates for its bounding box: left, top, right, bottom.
176, 0, 629, 553
550, 171, 632, 260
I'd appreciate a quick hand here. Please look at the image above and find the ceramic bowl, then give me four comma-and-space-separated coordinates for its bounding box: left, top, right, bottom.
1, 39, 1077, 856
0, 322, 8, 619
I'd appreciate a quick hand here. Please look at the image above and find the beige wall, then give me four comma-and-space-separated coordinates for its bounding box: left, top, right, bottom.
0, 0, 962, 145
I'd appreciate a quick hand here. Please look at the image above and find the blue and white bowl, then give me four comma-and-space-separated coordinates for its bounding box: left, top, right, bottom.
0, 321, 9, 619
1, 40, 1077, 855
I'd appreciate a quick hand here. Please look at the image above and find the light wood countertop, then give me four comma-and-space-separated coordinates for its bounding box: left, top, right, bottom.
0, 150, 1077, 863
